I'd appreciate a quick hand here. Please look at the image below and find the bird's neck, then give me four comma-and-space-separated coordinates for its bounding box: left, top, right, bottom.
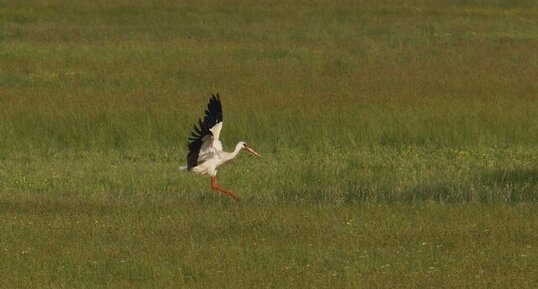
223, 142, 243, 162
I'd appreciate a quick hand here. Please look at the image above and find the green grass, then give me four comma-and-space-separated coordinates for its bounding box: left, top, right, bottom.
1, 198, 537, 289
0, 0, 537, 288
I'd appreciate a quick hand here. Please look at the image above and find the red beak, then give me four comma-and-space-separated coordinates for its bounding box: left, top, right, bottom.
244, 145, 261, 157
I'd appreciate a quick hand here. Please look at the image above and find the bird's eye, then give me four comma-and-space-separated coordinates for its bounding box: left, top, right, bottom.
243, 143, 247, 148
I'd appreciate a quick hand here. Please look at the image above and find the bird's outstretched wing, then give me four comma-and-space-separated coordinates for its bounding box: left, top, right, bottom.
186, 93, 223, 169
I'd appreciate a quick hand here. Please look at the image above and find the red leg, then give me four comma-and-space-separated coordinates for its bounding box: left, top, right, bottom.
211, 176, 239, 201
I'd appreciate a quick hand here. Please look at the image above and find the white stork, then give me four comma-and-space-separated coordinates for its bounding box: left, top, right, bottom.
180, 93, 260, 201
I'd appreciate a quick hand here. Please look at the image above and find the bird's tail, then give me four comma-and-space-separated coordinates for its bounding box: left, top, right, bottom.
179, 165, 188, 171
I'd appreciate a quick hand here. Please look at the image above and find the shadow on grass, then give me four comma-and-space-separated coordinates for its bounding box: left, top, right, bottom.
0, 195, 116, 216
344, 167, 538, 204
482, 167, 538, 203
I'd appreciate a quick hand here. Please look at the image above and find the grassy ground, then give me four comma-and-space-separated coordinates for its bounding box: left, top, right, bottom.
1, 198, 537, 289
1, 0, 537, 288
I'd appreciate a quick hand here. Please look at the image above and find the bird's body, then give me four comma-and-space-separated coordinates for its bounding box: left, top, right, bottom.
180, 94, 260, 201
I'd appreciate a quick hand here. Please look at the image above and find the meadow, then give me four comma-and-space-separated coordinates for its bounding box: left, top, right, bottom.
1, 0, 537, 288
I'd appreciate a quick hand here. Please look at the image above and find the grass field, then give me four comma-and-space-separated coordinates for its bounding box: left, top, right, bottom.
1, 0, 537, 288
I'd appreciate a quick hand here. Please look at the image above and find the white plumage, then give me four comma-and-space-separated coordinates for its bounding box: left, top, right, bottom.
180, 94, 260, 201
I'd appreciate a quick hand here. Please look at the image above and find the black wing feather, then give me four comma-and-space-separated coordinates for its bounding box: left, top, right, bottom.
186, 93, 223, 169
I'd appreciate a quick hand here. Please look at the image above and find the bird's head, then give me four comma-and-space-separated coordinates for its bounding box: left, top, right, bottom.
240, 142, 261, 157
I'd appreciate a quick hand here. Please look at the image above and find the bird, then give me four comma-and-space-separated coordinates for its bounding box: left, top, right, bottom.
180, 93, 260, 201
